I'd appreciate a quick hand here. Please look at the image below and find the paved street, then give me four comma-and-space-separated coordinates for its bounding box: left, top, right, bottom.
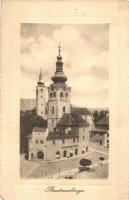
20, 146, 108, 179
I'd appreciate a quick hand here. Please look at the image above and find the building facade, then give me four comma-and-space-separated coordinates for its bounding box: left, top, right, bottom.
89, 115, 109, 147
28, 46, 92, 161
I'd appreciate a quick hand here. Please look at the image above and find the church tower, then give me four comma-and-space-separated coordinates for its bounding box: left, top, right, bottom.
48, 45, 71, 131
36, 68, 47, 119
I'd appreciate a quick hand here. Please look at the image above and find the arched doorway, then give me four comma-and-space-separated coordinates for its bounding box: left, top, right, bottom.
37, 151, 44, 159
56, 151, 60, 159
70, 149, 73, 157
63, 150, 67, 157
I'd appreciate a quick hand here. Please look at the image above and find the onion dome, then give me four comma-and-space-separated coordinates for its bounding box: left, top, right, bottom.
51, 45, 67, 83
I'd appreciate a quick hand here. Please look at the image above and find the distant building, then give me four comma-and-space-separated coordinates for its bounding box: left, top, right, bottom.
89, 115, 109, 147
20, 98, 36, 111
28, 45, 93, 161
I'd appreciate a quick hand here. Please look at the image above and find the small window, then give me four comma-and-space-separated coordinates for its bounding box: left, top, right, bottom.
82, 150, 85, 154
50, 93, 52, 98
63, 106, 65, 113
53, 92, 56, 97
41, 89, 43, 92
51, 86, 54, 91
75, 149, 78, 155
60, 92, 63, 97
36, 140, 38, 144
62, 139, 65, 144
41, 103, 43, 106
40, 140, 43, 144
41, 112, 43, 114
53, 140, 55, 145
41, 96, 42, 98
86, 146, 88, 152
83, 136, 85, 140
52, 106, 54, 114
65, 92, 68, 98
73, 138, 75, 143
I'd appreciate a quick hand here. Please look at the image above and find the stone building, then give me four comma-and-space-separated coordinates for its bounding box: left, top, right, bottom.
28, 46, 92, 161
89, 115, 109, 147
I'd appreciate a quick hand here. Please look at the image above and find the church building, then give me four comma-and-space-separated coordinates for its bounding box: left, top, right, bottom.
28, 46, 92, 161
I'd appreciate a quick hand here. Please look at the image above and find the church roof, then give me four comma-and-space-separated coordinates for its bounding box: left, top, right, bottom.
71, 107, 91, 116
57, 113, 90, 127
47, 129, 79, 140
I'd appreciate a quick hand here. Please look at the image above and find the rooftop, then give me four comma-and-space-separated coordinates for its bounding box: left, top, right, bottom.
71, 107, 91, 116
95, 116, 109, 126
57, 113, 90, 127
32, 127, 47, 132
47, 129, 79, 141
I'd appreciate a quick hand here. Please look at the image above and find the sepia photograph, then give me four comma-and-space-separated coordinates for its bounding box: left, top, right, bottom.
20, 23, 109, 179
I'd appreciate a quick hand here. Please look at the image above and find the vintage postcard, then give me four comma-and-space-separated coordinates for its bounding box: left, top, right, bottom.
1, 0, 129, 200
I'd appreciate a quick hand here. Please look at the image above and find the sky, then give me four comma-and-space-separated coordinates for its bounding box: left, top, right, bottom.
21, 23, 109, 108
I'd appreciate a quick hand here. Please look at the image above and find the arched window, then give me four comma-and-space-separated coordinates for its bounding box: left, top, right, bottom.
63, 106, 65, 113
75, 149, 78, 155
40, 140, 43, 144
52, 106, 54, 114
56, 151, 60, 159
60, 92, 63, 97
63, 150, 67, 157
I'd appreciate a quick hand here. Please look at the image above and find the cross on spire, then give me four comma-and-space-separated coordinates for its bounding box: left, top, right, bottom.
58, 42, 61, 55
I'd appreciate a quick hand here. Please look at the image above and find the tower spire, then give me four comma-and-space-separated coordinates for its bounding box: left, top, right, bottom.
51, 45, 67, 83
37, 67, 44, 85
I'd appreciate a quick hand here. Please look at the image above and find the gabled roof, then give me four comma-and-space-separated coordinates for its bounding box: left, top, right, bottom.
95, 116, 109, 126
32, 127, 47, 132
57, 113, 90, 127
47, 129, 79, 141
71, 107, 91, 116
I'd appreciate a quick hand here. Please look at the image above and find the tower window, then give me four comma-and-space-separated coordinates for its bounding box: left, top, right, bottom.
63, 106, 65, 113
60, 92, 64, 97
52, 106, 54, 114
50, 93, 52, 98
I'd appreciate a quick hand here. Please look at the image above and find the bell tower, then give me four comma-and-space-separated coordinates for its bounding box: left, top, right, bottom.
36, 68, 47, 119
48, 45, 71, 131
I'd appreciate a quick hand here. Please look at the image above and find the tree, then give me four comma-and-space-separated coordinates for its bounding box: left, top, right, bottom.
20, 108, 47, 154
